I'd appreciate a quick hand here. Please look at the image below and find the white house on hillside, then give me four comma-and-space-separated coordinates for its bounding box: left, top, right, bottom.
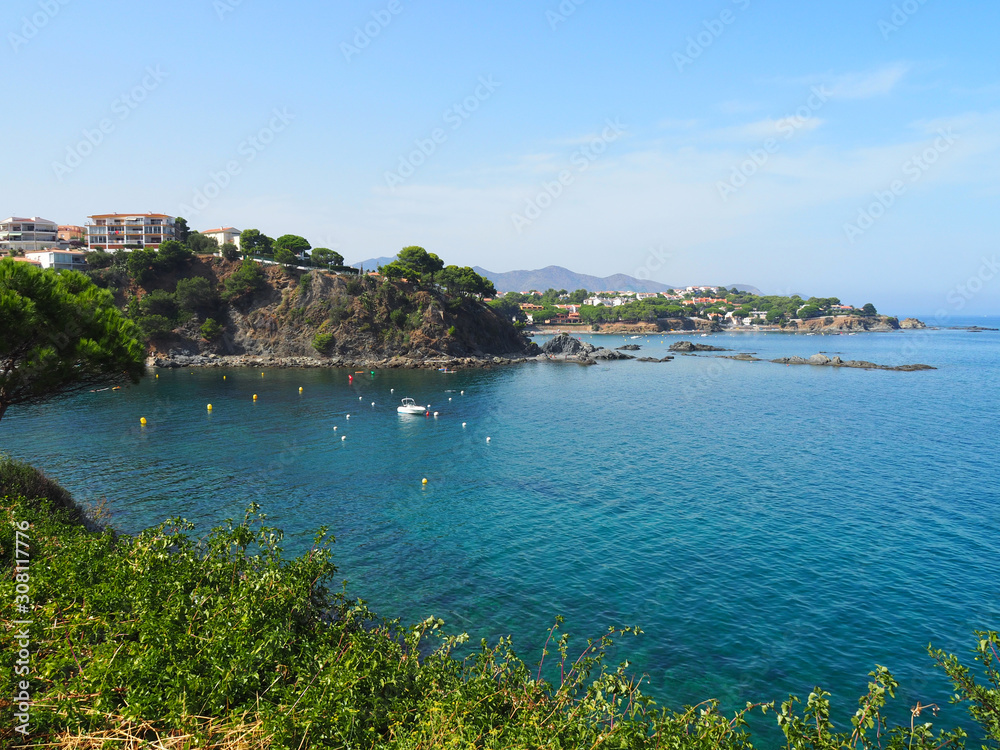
25, 249, 89, 271
200, 227, 241, 249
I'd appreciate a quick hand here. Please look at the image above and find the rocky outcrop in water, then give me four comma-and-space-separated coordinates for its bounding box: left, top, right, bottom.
669, 341, 730, 352
769, 354, 935, 371
900, 318, 927, 329
538, 333, 636, 363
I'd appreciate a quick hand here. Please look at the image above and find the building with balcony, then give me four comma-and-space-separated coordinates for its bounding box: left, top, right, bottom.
0, 217, 59, 253
200, 227, 241, 250
58, 225, 86, 243
25, 249, 89, 271
86, 213, 176, 251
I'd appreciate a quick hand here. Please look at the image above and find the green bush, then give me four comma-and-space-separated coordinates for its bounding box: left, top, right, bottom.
138, 313, 174, 339
312, 331, 334, 353
447, 325, 457, 337
389, 308, 407, 329
220, 242, 240, 261
223, 259, 265, 302
139, 289, 179, 319
199, 318, 223, 341
175, 276, 216, 312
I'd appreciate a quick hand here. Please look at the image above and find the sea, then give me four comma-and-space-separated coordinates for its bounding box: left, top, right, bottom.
3, 317, 999, 744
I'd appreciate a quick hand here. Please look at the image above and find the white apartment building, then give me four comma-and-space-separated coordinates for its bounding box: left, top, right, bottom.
25, 249, 89, 271
86, 213, 176, 251
0, 217, 59, 253
200, 227, 241, 249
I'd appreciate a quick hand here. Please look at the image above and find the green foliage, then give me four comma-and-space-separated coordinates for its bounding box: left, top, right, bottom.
438, 265, 496, 297
175, 276, 216, 313
138, 313, 175, 339
125, 247, 158, 285
329, 298, 353, 324
447, 325, 457, 337
310, 247, 344, 268
862, 303, 878, 317
173, 216, 191, 243
273, 246, 297, 265
220, 242, 240, 261
85, 249, 114, 269
389, 307, 408, 328
186, 231, 219, 255
312, 331, 334, 353
199, 317, 223, 341
273, 234, 311, 258
0, 261, 145, 423
239, 228, 274, 256
156, 240, 193, 271
139, 289, 179, 319
222, 259, 266, 302
345, 278, 364, 296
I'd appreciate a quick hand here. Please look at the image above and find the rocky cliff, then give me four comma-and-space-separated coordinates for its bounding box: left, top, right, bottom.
107, 258, 535, 368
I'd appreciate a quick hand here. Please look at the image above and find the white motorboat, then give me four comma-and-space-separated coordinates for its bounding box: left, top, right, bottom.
397, 398, 428, 414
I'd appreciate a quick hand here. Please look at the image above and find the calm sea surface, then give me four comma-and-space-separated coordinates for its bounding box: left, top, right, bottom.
3, 319, 999, 741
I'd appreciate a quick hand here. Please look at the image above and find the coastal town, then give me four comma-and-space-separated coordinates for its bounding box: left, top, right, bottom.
1, 213, 895, 334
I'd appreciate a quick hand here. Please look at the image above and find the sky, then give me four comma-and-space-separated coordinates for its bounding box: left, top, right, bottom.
4, 0, 1000, 315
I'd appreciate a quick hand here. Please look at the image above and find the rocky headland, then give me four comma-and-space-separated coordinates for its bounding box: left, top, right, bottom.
92, 257, 539, 370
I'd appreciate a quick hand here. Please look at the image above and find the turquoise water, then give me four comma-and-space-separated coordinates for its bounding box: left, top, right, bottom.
3, 321, 999, 741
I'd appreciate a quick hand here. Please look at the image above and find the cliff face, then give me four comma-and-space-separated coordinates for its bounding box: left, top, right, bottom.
130, 258, 533, 365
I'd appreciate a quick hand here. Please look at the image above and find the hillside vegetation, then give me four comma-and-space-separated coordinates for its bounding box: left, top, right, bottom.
85, 244, 532, 365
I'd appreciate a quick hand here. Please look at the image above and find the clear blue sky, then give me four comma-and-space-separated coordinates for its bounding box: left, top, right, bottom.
5, 0, 999, 314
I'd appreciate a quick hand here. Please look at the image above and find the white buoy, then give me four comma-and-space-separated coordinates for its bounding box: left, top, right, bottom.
462, 422, 467, 428
371, 402, 375, 406
390, 388, 394, 393
341, 436, 346, 441
346, 414, 350, 419
486, 436, 491, 443
460, 390, 464, 395
333, 426, 338, 431
433, 412, 439, 417
448, 397, 452, 401
359, 396, 363, 400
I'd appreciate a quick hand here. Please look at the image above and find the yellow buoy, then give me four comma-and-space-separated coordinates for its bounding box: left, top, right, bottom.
299, 387, 303, 392
140, 417, 147, 425
223, 375, 226, 380
207, 404, 213, 411
422, 478, 428, 485
155, 374, 158, 379
253, 394, 258, 401
261, 372, 264, 377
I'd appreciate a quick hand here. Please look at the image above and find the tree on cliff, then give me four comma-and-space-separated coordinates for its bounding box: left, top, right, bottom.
310, 248, 344, 269
274, 234, 311, 259
239, 229, 274, 256
398, 246, 444, 284
0, 260, 146, 424
861, 303, 878, 317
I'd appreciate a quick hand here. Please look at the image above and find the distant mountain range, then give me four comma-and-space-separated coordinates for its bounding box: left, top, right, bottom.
349, 257, 760, 296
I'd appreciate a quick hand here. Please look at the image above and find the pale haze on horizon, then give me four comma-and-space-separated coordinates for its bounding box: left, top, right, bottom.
4, 0, 999, 316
